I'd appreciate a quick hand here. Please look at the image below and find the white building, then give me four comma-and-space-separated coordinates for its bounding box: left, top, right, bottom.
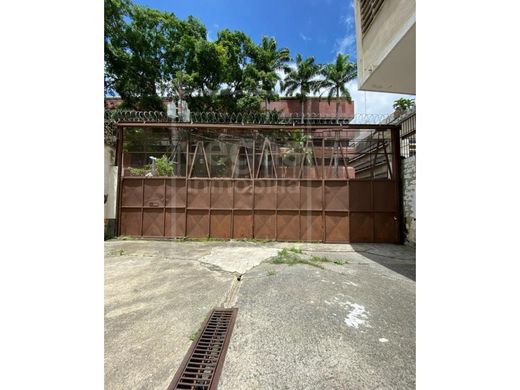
353, 0, 415, 95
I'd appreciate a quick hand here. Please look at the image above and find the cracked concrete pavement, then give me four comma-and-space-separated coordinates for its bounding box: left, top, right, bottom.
105, 240, 415, 389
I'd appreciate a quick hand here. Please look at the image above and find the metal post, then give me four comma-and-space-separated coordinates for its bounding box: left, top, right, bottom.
334, 130, 339, 178
391, 127, 403, 244
263, 136, 269, 178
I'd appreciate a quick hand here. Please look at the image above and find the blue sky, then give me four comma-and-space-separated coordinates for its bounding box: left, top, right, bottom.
133, 0, 410, 115
134, 0, 357, 64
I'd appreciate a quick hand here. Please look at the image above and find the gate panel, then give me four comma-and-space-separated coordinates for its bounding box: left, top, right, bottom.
121, 179, 143, 207
301, 212, 323, 241
277, 211, 299, 241
325, 212, 349, 242
211, 181, 233, 209
186, 210, 209, 238
210, 210, 231, 239
373, 181, 396, 212
325, 181, 349, 210
349, 181, 372, 211
120, 209, 142, 236
143, 179, 165, 207
234, 180, 253, 209
166, 179, 186, 207
374, 213, 397, 242
254, 180, 276, 209
301, 181, 322, 210
277, 180, 300, 209
165, 209, 185, 237
254, 211, 276, 239
233, 211, 253, 239
188, 180, 210, 209
142, 209, 164, 237
350, 212, 374, 242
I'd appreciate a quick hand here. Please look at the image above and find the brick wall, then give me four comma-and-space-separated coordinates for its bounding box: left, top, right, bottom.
401, 155, 416, 247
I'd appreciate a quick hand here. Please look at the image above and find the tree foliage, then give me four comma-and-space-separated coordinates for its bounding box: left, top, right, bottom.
318, 53, 357, 120
281, 54, 321, 120
104, 0, 356, 114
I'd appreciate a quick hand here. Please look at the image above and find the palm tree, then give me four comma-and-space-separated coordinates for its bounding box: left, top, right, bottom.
281, 54, 321, 123
251, 36, 291, 110
318, 53, 357, 123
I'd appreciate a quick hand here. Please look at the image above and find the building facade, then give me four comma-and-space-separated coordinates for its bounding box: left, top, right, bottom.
353, 0, 415, 94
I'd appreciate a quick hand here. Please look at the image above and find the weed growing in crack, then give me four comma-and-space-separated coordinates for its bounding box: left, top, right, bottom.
267, 270, 277, 276
271, 248, 324, 269
271, 249, 348, 269
333, 259, 349, 265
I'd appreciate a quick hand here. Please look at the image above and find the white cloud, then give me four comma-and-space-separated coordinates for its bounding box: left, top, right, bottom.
274, 62, 296, 94
299, 33, 312, 41
334, 34, 356, 56
346, 78, 414, 115
344, 14, 354, 28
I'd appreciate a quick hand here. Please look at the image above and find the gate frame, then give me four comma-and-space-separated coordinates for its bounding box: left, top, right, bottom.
115, 122, 402, 242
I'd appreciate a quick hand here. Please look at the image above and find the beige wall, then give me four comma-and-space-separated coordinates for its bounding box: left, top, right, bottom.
104, 145, 118, 220
354, 0, 416, 94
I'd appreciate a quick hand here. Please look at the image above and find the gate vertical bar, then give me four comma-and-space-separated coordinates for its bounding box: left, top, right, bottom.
115, 125, 124, 237
321, 137, 325, 243
163, 178, 166, 237
252, 137, 255, 239
391, 127, 403, 244
141, 178, 145, 236
184, 139, 190, 237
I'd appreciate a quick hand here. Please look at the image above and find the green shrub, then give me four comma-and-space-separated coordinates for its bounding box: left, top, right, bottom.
128, 166, 150, 176
155, 155, 174, 176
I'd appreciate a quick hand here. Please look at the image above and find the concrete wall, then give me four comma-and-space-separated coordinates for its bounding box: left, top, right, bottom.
105, 144, 118, 238
401, 155, 415, 247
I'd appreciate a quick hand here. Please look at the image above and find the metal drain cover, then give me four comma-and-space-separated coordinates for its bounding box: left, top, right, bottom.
167, 308, 238, 390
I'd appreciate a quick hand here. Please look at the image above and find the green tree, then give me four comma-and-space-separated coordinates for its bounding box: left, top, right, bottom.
216, 29, 254, 96
104, 0, 132, 97
249, 37, 291, 110
281, 54, 321, 123
104, 0, 206, 110
318, 53, 357, 122
393, 98, 415, 111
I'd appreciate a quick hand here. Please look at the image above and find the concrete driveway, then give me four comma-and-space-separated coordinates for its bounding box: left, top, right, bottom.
105, 240, 415, 390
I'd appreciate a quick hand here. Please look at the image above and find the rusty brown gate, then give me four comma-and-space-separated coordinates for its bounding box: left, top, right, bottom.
117, 123, 400, 243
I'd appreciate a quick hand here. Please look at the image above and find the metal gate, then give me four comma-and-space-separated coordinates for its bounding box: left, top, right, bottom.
117, 123, 400, 243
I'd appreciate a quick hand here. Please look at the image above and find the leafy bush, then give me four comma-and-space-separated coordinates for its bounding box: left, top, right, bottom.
128, 166, 150, 176
155, 155, 174, 176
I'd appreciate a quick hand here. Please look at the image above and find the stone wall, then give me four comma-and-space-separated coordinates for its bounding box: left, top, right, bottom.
401, 155, 416, 247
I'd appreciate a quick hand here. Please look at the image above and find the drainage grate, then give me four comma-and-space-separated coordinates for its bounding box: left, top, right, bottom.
167, 308, 238, 390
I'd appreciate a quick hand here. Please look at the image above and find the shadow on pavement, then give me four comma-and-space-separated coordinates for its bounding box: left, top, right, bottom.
351, 244, 416, 281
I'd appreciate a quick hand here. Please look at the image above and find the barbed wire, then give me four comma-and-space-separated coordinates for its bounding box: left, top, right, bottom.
104, 109, 404, 126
